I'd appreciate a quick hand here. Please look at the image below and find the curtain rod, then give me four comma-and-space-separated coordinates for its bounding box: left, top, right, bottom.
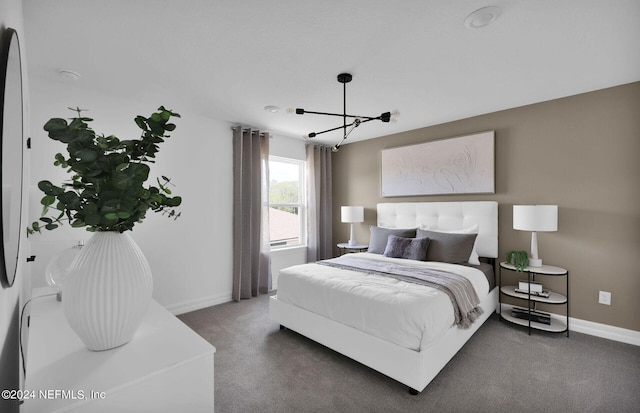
230, 126, 272, 137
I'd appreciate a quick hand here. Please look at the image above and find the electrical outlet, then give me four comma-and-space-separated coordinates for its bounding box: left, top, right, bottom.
598, 291, 611, 305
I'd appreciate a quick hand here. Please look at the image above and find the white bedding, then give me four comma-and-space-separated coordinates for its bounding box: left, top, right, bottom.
276, 252, 490, 351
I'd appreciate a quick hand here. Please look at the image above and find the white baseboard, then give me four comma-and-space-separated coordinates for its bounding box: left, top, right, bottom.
498, 305, 640, 346
567, 316, 640, 346
165, 292, 232, 316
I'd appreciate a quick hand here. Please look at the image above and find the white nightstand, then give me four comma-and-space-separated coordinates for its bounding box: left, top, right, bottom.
499, 262, 569, 337
336, 243, 369, 255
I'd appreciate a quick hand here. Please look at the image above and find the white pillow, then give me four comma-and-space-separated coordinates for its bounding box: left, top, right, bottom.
420, 224, 480, 265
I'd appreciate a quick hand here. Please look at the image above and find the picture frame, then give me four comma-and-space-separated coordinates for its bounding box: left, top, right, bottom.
381, 131, 495, 197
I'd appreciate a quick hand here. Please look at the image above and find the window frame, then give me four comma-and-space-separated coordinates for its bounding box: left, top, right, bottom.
268, 156, 307, 250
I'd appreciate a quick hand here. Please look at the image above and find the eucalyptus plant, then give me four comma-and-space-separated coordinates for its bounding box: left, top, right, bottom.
28, 106, 182, 234
506, 250, 529, 271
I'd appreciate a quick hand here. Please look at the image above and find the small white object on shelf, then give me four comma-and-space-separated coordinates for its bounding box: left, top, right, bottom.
518, 280, 543, 293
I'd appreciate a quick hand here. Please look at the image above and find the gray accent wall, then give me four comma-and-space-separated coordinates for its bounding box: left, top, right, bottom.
332, 82, 640, 332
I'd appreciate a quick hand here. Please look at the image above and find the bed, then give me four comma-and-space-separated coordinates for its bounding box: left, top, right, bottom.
269, 201, 498, 393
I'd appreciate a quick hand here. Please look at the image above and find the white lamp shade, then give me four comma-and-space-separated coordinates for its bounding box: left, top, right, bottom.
341, 206, 364, 223
513, 205, 558, 232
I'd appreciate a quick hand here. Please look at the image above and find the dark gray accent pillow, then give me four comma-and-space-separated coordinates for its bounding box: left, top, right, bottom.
383, 235, 430, 261
416, 229, 478, 264
367, 226, 417, 254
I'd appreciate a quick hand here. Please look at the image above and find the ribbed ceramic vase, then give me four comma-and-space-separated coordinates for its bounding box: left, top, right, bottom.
62, 232, 153, 351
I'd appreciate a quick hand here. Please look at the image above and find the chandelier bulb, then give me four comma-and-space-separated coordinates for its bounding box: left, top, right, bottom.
286, 108, 295, 114
391, 110, 400, 117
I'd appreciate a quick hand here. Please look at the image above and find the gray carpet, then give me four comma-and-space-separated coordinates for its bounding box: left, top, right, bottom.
178, 293, 640, 413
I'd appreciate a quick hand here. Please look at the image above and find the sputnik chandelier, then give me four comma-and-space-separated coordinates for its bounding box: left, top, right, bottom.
288, 73, 398, 152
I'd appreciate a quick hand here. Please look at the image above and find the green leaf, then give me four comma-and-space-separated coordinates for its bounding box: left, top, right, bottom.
84, 214, 100, 226
135, 116, 148, 130
70, 219, 86, 228
111, 170, 133, 189
104, 212, 119, 221
75, 148, 98, 163
45, 223, 59, 231
59, 191, 81, 209
38, 180, 64, 196
53, 153, 69, 168
41, 195, 56, 206
43, 118, 68, 132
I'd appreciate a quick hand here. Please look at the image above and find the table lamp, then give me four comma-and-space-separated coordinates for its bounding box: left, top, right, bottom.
341, 206, 364, 246
513, 205, 558, 267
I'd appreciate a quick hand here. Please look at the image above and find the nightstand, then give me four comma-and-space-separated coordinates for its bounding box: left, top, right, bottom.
499, 262, 569, 337
337, 243, 368, 255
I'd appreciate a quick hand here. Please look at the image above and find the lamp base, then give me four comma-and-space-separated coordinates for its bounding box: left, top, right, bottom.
348, 239, 358, 247
529, 258, 542, 267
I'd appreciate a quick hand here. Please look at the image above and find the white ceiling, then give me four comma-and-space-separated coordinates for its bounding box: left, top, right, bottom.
22, 0, 640, 146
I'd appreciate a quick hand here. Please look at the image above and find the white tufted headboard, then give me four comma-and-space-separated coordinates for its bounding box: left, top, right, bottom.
377, 201, 498, 258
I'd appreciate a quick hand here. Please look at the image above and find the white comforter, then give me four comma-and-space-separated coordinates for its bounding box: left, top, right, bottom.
276, 253, 490, 351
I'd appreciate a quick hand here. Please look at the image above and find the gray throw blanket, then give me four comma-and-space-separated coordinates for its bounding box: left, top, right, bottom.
317, 256, 483, 329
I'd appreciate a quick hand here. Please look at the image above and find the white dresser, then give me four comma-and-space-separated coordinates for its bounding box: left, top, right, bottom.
23, 289, 215, 412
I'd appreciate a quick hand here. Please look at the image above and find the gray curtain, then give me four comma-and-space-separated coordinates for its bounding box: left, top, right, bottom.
306, 144, 333, 262
232, 127, 271, 301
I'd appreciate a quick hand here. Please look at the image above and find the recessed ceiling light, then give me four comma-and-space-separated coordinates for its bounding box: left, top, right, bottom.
464, 6, 502, 29
264, 105, 280, 113
58, 69, 81, 80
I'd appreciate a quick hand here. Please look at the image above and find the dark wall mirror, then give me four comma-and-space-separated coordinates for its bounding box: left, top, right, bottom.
0, 27, 24, 288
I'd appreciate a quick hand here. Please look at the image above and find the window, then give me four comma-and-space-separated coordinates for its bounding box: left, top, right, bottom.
268, 157, 306, 249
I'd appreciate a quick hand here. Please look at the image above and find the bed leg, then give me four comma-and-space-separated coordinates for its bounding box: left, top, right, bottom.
409, 388, 419, 395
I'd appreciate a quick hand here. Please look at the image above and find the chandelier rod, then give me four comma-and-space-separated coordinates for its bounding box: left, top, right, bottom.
294, 109, 380, 121
343, 77, 347, 138
308, 116, 382, 137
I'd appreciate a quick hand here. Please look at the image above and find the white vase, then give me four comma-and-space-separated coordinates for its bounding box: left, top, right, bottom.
62, 232, 153, 351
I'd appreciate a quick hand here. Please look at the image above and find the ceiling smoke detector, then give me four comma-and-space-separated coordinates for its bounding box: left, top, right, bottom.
464, 6, 502, 29
264, 105, 280, 113
58, 69, 81, 80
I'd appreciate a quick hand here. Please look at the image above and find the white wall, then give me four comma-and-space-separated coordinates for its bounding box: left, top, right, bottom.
1, 1, 29, 411
269, 135, 308, 289
28, 77, 234, 314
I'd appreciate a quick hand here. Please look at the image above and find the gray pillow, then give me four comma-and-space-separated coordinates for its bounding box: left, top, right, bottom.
383, 235, 430, 261
368, 226, 417, 254
416, 229, 478, 264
